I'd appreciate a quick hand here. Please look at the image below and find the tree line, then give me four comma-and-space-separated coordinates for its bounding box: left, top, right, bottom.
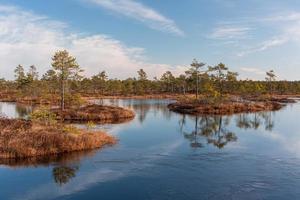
0, 50, 299, 106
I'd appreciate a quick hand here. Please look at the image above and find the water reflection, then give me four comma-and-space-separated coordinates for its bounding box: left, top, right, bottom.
0, 151, 96, 166
180, 111, 275, 149
236, 112, 275, 131
15, 104, 32, 118
181, 115, 237, 149
53, 165, 79, 186
94, 99, 174, 124
0, 150, 97, 187
0, 102, 32, 119
0, 99, 290, 200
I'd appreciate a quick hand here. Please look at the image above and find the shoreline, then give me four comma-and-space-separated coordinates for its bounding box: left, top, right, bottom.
52, 104, 135, 123
1, 93, 300, 104
167, 96, 297, 115
0, 103, 135, 159
0, 118, 117, 159
168, 101, 285, 115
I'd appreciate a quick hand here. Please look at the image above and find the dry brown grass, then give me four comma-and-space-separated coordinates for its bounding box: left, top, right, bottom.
168, 100, 284, 115
245, 95, 297, 103
0, 92, 17, 102
167, 94, 299, 115
52, 104, 135, 123
0, 118, 116, 159
81, 93, 181, 100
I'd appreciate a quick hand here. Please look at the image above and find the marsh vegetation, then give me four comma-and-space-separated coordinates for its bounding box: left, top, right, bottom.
0, 117, 116, 158
0, 50, 297, 160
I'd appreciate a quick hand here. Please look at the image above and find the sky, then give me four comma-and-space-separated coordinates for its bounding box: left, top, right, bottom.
1, 0, 300, 80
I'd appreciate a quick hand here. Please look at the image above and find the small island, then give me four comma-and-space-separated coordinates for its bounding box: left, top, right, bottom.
52, 104, 135, 123
168, 96, 289, 115
0, 50, 136, 159
0, 117, 116, 159
166, 61, 297, 115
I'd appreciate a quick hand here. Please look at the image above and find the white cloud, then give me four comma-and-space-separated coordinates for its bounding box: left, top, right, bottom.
208, 11, 300, 58
210, 25, 251, 40
0, 5, 185, 80
239, 67, 267, 80
258, 37, 288, 51
264, 12, 300, 22
237, 37, 288, 57
85, 0, 184, 36
240, 67, 265, 75
235, 11, 300, 57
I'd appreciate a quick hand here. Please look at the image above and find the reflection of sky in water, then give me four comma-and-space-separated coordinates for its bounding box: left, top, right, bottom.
1, 100, 300, 199
0, 102, 32, 119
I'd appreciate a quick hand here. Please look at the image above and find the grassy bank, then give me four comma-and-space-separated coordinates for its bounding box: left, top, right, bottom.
0, 118, 116, 159
52, 104, 135, 123
168, 95, 295, 115
168, 101, 284, 115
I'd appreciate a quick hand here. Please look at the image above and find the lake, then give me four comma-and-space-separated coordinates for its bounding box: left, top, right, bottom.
0, 99, 300, 200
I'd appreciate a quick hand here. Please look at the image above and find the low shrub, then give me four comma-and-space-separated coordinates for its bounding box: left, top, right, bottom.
30, 106, 57, 126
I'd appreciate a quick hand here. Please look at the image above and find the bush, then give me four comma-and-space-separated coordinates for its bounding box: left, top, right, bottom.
65, 93, 85, 108
63, 125, 81, 135
30, 106, 57, 126
86, 121, 96, 130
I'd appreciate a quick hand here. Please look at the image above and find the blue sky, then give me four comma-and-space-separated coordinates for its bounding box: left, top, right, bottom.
1, 0, 300, 80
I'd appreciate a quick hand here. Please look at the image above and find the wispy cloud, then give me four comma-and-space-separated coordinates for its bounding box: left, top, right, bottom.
264, 12, 300, 22
85, 0, 184, 36
237, 37, 288, 57
0, 4, 185, 80
210, 25, 252, 40
209, 11, 300, 57
232, 12, 300, 57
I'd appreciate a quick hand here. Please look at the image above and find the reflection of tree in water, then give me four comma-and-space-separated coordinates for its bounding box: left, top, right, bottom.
183, 116, 203, 148
0, 103, 31, 118
129, 101, 172, 124
181, 111, 276, 149
53, 165, 79, 186
201, 116, 237, 149
261, 112, 275, 131
236, 111, 275, 131
131, 103, 151, 123
237, 114, 258, 130
0, 150, 96, 187
0, 104, 3, 117
179, 114, 187, 133
98, 99, 174, 124
15, 104, 32, 118
181, 115, 237, 149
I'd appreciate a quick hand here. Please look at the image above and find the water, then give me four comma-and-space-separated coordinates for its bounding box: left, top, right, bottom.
0, 102, 32, 119
0, 99, 300, 200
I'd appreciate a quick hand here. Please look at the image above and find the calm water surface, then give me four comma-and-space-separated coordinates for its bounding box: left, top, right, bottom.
0, 99, 300, 200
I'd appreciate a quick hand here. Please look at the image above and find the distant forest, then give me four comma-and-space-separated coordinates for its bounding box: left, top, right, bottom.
0, 50, 299, 102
